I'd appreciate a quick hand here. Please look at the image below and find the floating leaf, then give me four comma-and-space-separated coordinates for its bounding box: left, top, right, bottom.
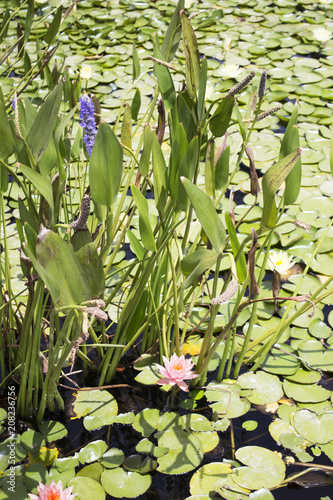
68, 476, 106, 500
101, 468, 152, 498
233, 446, 285, 490
293, 409, 333, 444
156, 429, 203, 474
78, 440, 108, 464
283, 379, 332, 403
238, 371, 284, 405
73, 389, 118, 431
101, 448, 125, 469
38, 421, 68, 442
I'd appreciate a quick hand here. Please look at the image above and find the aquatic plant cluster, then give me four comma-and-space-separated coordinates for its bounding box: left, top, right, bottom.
0, 0, 333, 498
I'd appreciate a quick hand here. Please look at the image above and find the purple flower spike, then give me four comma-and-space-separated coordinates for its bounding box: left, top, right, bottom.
79, 95, 97, 157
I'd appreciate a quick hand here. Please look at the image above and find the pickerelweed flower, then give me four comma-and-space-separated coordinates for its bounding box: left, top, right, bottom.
155, 353, 197, 392
267, 250, 295, 275
79, 94, 97, 156
28, 480, 77, 500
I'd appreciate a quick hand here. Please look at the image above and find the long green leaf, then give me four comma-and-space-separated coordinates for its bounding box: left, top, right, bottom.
205, 139, 215, 198
280, 103, 301, 205
0, 87, 15, 159
261, 148, 302, 228
197, 56, 207, 122
215, 145, 230, 191
90, 122, 123, 207
181, 11, 200, 98
19, 164, 54, 214
209, 97, 234, 137
176, 135, 199, 212
44, 6, 62, 45
160, 0, 184, 62
26, 81, 62, 161
131, 185, 157, 252
139, 124, 152, 177
181, 248, 219, 289
152, 133, 168, 213
71, 230, 105, 297
225, 212, 247, 283
132, 42, 140, 81
36, 226, 91, 307
182, 178, 226, 254
121, 104, 132, 152
154, 62, 176, 111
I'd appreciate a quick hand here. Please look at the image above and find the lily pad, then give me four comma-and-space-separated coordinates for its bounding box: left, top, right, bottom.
261, 344, 300, 376
189, 462, 234, 499
68, 476, 106, 500
78, 440, 108, 464
206, 381, 251, 418
101, 467, 151, 498
283, 379, 332, 403
73, 390, 118, 430
237, 372, 284, 404
298, 340, 333, 372
233, 446, 286, 490
156, 430, 203, 474
293, 409, 333, 444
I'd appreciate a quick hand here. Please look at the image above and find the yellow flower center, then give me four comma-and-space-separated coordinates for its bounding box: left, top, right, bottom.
47, 493, 60, 500
173, 363, 183, 370
276, 260, 283, 266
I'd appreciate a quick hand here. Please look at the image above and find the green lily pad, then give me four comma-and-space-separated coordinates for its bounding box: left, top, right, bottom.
20, 430, 46, 454
283, 379, 332, 403
242, 420, 258, 431
233, 446, 286, 490
24, 463, 48, 494
293, 409, 333, 444
132, 408, 163, 437
38, 421, 68, 441
189, 462, 234, 499
78, 440, 108, 464
101, 448, 125, 468
101, 468, 151, 498
194, 431, 220, 454
237, 371, 284, 404
249, 489, 275, 500
298, 340, 333, 371
73, 389, 118, 430
156, 430, 203, 474
285, 368, 321, 384
206, 381, 251, 418
68, 476, 106, 500
261, 344, 300, 376
76, 462, 104, 482
269, 418, 297, 443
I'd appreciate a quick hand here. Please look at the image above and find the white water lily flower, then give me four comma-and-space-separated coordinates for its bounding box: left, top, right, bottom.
80, 65, 93, 80
218, 63, 243, 79
267, 250, 295, 275
319, 0, 332, 5
313, 26, 332, 43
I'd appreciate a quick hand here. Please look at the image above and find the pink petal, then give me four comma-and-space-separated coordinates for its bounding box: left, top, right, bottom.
157, 377, 176, 386
176, 380, 189, 392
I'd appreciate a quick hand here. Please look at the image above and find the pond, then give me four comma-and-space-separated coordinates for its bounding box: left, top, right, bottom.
0, 0, 333, 499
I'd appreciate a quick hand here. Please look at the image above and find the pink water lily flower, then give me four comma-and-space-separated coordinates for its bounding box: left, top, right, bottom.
156, 353, 198, 392
28, 480, 77, 500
